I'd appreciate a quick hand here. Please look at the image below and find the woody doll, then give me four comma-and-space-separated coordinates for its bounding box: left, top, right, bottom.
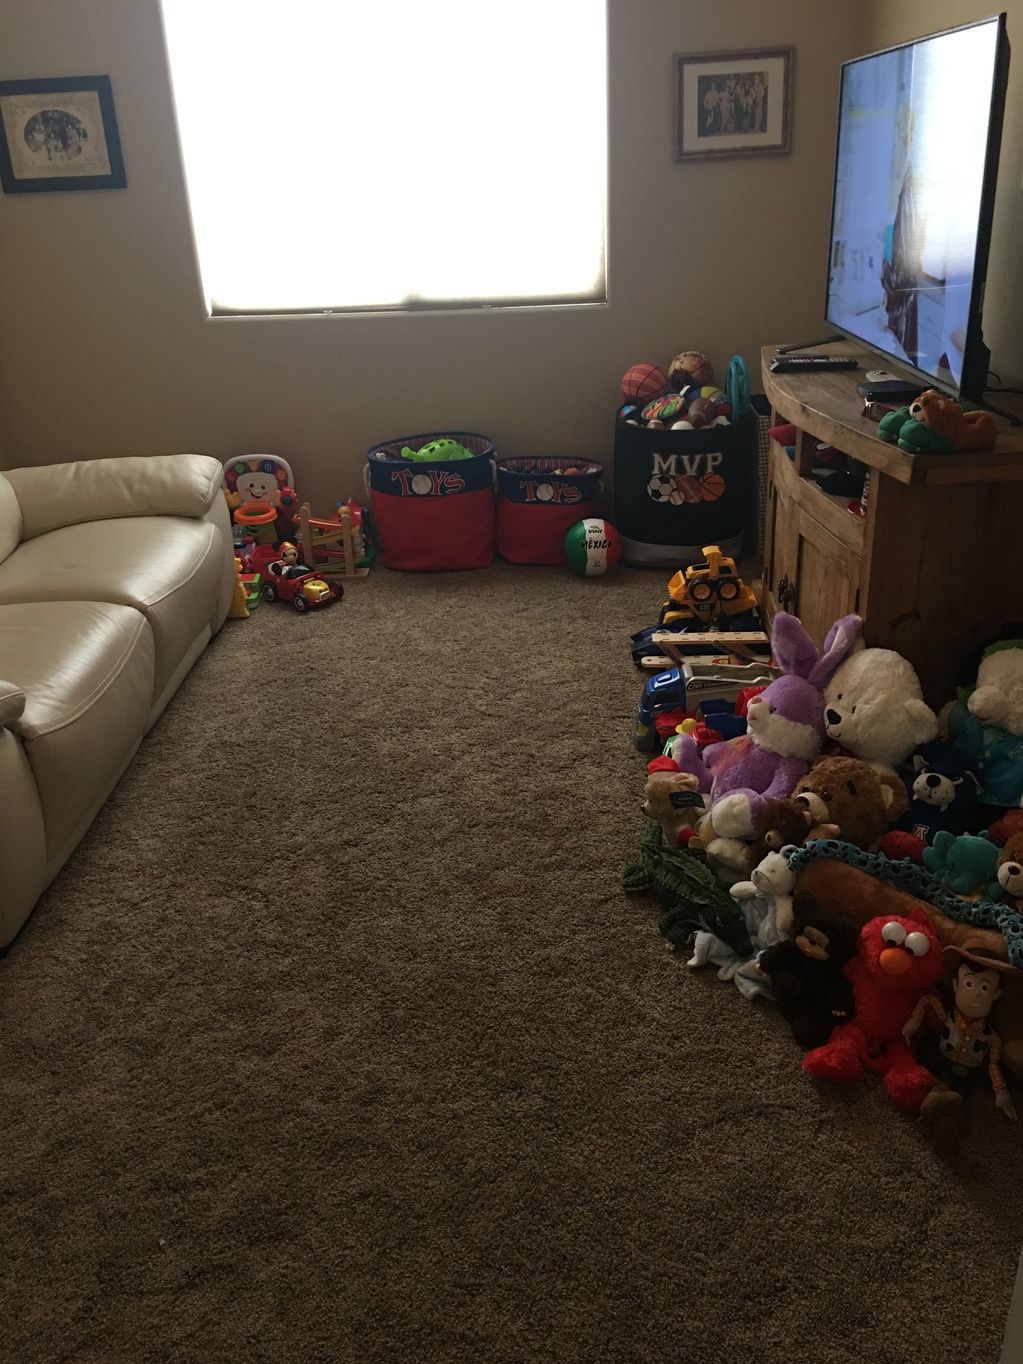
903, 936, 1019, 1152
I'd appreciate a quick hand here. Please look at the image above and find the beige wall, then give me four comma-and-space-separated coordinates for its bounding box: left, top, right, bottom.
866, 1, 1023, 390
1, 3, 868, 504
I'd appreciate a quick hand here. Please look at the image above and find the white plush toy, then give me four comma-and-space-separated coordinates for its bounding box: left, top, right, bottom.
823, 646, 937, 768
944, 642, 1023, 808
967, 647, 1023, 733
688, 846, 798, 984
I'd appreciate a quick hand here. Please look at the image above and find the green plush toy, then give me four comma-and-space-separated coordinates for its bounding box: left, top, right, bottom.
402, 438, 474, 462
922, 830, 1003, 900
877, 405, 954, 455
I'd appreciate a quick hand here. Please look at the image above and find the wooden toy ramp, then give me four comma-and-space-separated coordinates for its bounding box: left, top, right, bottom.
297, 502, 369, 581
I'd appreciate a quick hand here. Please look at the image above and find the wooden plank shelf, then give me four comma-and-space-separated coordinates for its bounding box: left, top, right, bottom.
761, 345, 1023, 486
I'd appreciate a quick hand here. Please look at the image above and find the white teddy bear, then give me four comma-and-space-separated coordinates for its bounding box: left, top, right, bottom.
688, 847, 798, 985
966, 647, 1023, 733
944, 643, 1023, 808
822, 645, 937, 768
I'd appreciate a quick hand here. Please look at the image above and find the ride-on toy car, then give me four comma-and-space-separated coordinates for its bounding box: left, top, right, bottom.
262, 569, 343, 612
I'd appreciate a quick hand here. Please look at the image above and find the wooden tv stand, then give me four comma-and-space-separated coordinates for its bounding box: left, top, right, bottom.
758, 345, 1023, 707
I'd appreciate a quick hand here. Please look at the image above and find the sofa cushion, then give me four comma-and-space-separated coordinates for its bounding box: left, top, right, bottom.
4, 453, 223, 540
0, 474, 22, 565
0, 601, 154, 859
0, 516, 228, 704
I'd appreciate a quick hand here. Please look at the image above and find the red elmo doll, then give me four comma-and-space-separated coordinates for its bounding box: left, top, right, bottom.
802, 910, 941, 1112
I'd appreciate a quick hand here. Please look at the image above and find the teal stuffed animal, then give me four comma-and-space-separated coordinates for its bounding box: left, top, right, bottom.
922, 830, 1003, 899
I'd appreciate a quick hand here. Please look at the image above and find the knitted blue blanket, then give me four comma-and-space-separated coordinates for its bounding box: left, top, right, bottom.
788, 839, 1023, 969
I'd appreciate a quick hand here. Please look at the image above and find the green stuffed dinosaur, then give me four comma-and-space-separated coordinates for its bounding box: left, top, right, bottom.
623, 821, 753, 957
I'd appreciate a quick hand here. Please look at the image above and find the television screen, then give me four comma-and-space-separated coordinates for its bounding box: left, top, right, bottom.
825, 16, 1006, 396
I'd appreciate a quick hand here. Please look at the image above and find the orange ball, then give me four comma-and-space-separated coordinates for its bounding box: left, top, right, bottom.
622, 363, 669, 401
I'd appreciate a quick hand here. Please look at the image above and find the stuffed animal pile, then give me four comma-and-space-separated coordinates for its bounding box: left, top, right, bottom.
629, 605, 1023, 1150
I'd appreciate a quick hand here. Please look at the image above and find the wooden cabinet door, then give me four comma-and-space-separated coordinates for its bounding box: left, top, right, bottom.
792, 508, 859, 648
765, 470, 799, 611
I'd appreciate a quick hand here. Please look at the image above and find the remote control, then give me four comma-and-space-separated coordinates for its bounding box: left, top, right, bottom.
770, 356, 860, 373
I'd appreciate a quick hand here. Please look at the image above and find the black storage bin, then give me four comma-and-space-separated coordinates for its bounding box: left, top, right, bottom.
612, 406, 756, 567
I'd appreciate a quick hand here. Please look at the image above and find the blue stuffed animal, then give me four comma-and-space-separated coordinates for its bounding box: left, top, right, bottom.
922, 830, 1002, 900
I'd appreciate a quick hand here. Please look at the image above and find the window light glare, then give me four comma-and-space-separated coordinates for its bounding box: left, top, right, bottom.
160, 0, 608, 312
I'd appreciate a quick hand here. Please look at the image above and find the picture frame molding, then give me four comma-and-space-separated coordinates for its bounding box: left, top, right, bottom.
673, 46, 795, 162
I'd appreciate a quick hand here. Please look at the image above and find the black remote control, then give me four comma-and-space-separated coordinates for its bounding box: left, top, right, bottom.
770, 356, 860, 373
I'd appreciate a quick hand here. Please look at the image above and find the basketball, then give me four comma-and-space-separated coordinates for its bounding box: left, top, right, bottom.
622, 363, 668, 402
564, 518, 622, 577
700, 472, 726, 501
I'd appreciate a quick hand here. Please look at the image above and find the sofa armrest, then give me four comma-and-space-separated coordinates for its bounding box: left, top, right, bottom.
0, 679, 26, 729
5, 454, 225, 540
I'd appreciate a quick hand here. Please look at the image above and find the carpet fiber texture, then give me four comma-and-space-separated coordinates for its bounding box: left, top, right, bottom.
2, 562, 1021, 1364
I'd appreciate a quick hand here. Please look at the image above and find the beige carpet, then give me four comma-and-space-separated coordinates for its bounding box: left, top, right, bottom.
2, 562, 1020, 1364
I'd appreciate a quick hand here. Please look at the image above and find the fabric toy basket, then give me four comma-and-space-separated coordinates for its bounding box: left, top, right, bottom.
366, 431, 496, 571
495, 458, 604, 565
612, 407, 756, 568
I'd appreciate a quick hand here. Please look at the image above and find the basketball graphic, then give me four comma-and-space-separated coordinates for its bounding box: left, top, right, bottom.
700, 472, 726, 501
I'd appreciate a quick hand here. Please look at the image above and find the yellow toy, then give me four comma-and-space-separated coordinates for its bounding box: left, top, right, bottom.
228, 557, 250, 620
658, 545, 759, 628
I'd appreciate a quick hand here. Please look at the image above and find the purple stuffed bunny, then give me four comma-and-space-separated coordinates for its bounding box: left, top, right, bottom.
671, 611, 862, 840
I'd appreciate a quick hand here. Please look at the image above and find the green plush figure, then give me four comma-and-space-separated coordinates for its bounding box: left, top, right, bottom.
877, 389, 996, 455
877, 405, 954, 455
402, 439, 474, 462
922, 830, 1002, 899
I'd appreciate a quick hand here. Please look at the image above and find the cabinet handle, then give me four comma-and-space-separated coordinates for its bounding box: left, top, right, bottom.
777, 575, 796, 611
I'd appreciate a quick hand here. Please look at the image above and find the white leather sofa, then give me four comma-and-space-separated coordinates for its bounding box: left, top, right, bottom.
0, 454, 234, 945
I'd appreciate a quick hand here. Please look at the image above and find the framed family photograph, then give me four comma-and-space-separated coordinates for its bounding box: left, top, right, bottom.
0, 75, 127, 193
674, 47, 794, 162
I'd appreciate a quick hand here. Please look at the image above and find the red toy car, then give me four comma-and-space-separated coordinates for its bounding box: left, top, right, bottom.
262, 568, 343, 613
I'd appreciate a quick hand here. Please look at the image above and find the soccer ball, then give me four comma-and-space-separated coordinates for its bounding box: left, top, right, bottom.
564, 518, 622, 576
647, 473, 680, 504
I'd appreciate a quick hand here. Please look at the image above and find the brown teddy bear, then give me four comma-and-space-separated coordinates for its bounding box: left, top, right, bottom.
641, 757, 706, 848
791, 756, 904, 850
907, 389, 997, 451
744, 797, 817, 868
997, 832, 1023, 907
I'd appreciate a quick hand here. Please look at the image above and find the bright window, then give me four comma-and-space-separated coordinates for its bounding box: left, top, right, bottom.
160, 0, 608, 314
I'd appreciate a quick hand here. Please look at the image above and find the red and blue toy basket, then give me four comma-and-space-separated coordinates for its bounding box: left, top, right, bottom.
496, 458, 604, 565
366, 432, 496, 571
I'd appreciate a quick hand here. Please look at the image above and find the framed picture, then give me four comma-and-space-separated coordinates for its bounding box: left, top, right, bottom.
674, 48, 794, 162
0, 75, 126, 193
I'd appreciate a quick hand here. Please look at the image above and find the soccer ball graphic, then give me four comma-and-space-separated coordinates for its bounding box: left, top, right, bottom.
647, 473, 682, 505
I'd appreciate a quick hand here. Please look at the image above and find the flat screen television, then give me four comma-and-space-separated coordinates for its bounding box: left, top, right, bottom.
825, 14, 1010, 403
